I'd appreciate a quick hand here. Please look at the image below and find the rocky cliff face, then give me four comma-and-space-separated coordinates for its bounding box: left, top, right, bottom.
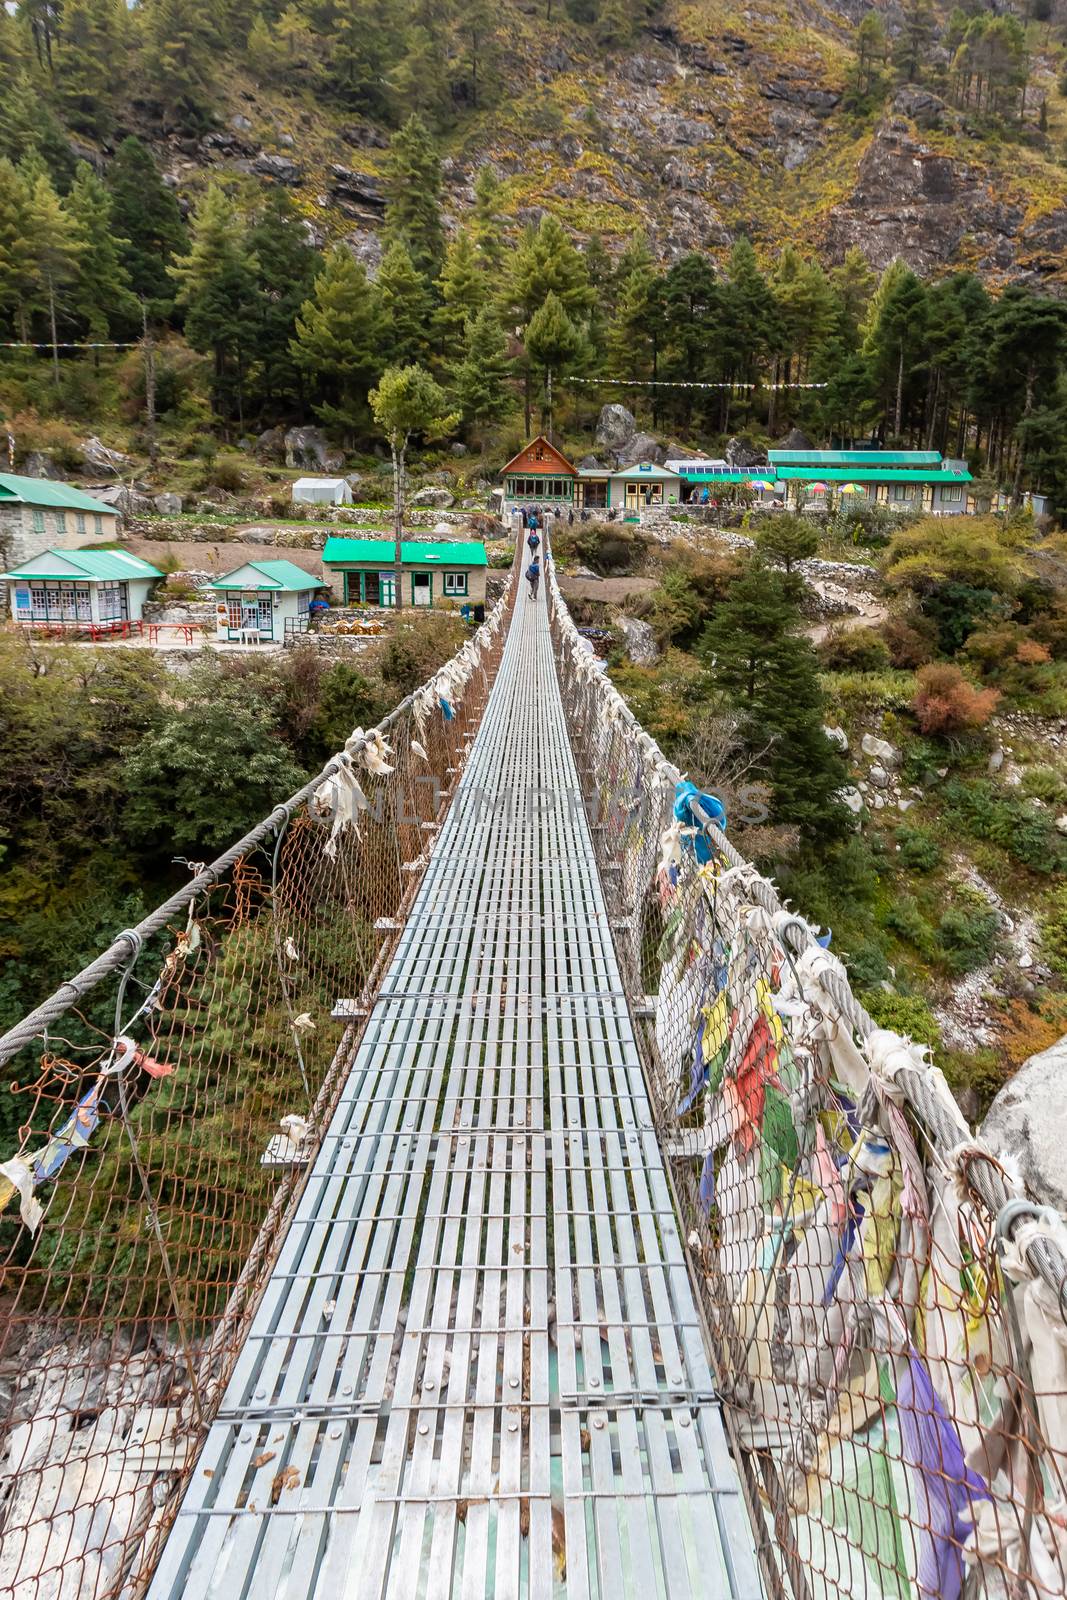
154, 0, 1067, 287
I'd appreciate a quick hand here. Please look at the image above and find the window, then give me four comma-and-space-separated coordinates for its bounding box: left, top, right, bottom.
76, 513, 86, 534
534, 444, 547, 460
93, 514, 103, 535
226, 598, 242, 629
941, 485, 963, 503
31, 509, 44, 534
98, 583, 128, 621
444, 571, 467, 595
508, 476, 570, 499
890, 484, 916, 502
24, 581, 91, 622
54, 511, 66, 534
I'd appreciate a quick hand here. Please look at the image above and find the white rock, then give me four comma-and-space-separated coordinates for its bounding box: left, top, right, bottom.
861, 734, 900, 767
869, 764, 890, 789
988, 746, 1005, 774
837, 786, 864, 814
982, 1035, 1067, 1210
1057, 815, 1067, 835
872, 794, 886, 809
898, 798, 914, 812
1019, 953, 1034, 969
823, 725, 849, 751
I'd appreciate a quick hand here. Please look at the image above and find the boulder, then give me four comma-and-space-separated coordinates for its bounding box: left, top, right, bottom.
838, 786, 864, 814
322, 448, 346, 474
724, 435, 764, 469
861, 733, 901, 768
256, 426, 286, 460
614, 432, 666, 467
988, 746, 1005, 774
823, 725, 849, 752
868, 764, 891, 789
81, 436, 131, 476
1057, 815, 1067, 835
579, 454, 609, 471
776, 427, 813, 451
617, 615, 659, 666
892, 85, 950, 130
450, 442, 468, 456
409, 486, 455, 509
252, 151, 301, 184
21, 451, 58, 478
284, 425, 333, 469
595, 403, 637, 452
89, 485, 152, 517
982, 1035, 1067, 1210
153, 492, 183, 516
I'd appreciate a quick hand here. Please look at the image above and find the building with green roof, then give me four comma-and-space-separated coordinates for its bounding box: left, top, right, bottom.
207, 559, 326, 644
321, 537, 488, 611
0, 473, 120, 565
1, 546, 162, 628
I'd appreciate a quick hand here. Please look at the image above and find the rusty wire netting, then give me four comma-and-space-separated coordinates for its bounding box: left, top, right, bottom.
0, 557, 517, 1600
546, 550, 1067, 1600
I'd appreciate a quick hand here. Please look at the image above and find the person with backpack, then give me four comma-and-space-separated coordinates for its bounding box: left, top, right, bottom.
526, 554, 541, 599
527, 529, 540, 556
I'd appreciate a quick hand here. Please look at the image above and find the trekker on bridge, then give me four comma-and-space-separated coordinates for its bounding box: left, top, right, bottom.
526, 555, 541, 599
527, 529, 540, 556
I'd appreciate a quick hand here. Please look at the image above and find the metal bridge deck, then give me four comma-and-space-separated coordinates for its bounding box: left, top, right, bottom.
148, 585, 760, 1599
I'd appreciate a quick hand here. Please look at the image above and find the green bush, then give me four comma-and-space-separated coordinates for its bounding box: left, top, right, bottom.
941, 779, 1066, 873
896, 825, 942, 873
936, 898, 1000, 974
818, 626, 891, 673
884, 895, 935, 956
1040, 886, 1067, 979
845, 942, 891, 988
1021, 764, 1066, 804
857, 989, 942, 1050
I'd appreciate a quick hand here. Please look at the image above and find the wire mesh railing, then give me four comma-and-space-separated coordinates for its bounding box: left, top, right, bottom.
545, 551, 1067, 1600
0, 557, 518, 1600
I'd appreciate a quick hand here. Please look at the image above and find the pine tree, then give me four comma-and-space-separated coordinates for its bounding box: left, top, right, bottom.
893, 0, 936, 83
509, 214, 594, 322
700, 558, 849, 838
720, 237, 781, 384
0, 70, 75, 187
450, 305, 512, 440
862, 260, 928, 436
471, 164, 503, 272
391, 23, 454, 127
383, 115, 445, 281
169, 181, 260, 422
24, 170, 85, 380
247, 186, 317, 408
107, 137, 187, 317
247, 12, 284, 77
67, 161, 140, 339
609, 232, 661, 380
376, 239, 432, 367
525, 291, 584, 434
139, 0, 219, 132
291, 245, 382, 439
832, 247, 876, 342
435, 228, 485, 361
0, 157, 34, 338
54, 0, 126, 138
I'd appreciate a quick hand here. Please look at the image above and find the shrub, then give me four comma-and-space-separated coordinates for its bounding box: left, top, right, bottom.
1016, 639, 1052, 666
912, 663, 1000, 736
936, 897, 999, 974
896, 825, 942, 872
845, 942, 891, 988
1041, 887, 1067, 979
207, 458, 246, 493
818, 626, 891, 673
941, 779, 1065, 873
882, 615, 936, 669
884, 895, 935, 955
1021, 764, 1065, 804
857, 989, 942, 1050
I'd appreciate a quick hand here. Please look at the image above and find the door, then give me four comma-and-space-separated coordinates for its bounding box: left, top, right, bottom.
412, 573, 432, 607
257, 597, 274, 639
378, 573, 396, 608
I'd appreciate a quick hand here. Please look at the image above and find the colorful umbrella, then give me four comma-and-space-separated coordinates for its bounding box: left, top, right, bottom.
749, 478, 773, 491
839, 482, 864, 494
808, 481, 829, 493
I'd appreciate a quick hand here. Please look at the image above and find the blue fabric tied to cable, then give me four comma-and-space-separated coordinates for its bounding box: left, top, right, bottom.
673, 781, 726, 864
439, 696, 454, 721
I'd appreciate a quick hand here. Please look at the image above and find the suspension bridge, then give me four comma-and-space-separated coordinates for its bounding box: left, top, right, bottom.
0, 527, 1065, 1600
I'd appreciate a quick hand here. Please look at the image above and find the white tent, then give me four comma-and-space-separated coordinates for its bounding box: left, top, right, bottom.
292, 477, 352, 506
